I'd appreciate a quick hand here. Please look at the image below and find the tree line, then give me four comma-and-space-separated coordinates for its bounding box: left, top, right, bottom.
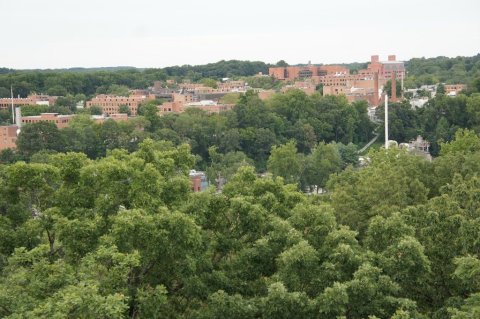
405, 54, 480, 87
1, 54, 479, 99
0, 60, 271, 99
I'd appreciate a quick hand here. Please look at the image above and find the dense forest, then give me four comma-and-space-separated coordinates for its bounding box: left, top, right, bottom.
0, 60, 270, 98
0, 127, 479, 318
405, 54, 480, 86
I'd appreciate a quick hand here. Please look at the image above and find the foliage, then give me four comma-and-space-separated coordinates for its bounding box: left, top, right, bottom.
1, 58, 480, 318
199, 78, 218, 88
0, 131, 479, 318
219, 92, 241, 104
16, 122, 64, 158
406, 54, 480, 85
118, 104, 132, 116
267, 141, 302, 185
163, 60, 270, 80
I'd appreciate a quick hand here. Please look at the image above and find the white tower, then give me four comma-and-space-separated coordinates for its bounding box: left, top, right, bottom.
385, 94, 389, 149
10, 86, 15, 124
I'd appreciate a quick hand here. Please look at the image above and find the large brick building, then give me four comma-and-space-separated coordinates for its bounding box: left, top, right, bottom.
0, 94, 58, 110
157, 100, 234, 115
0, 125, 19, 150
281, 81, 317, 95
0, 113, 130, 151
268, 55, 405, 106
269, 65, 349, 81
321, 55, 405, 106
358, 55, 406, 80
158, 101, 185, 114
1, 113, 72, 151
86, 94, 155, 116
21, 113, 75, 128
184, 101, 235, 114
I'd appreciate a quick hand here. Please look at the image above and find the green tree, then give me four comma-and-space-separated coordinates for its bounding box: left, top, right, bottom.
200, 78, 218, 88
138, 101, 161, 132
118, 104, 131, 116
206, 146, 254, 186
220, 92, 241, 104
46, 85, 68, 96
449, 293, 480, 319
16, 122, 64, 158
88, 105, 103, 115
453, 256, 480, 293
440, 128, 480, 155
437, 83, 446, 94
0, 86, 10, 98
302, 142, 342, 192
277, 240, 320, 296
267, 141, 302, 184
260, 282, 314, 318
328, 148, 430, 234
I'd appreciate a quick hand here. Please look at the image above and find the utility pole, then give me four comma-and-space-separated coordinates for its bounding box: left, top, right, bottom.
385, 94, 389, 149
401, 71, 404, 92
10, 86, 15, 124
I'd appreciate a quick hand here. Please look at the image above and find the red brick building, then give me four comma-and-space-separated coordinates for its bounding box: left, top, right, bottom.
269, 65, 349, 81
0, 94, 58, 110
91, 113, 129, 123
21, 113, 74, 128
0, 113, 131, 151
320, 54, 405, 106
183, 100, 234, 114
444, 84, 466, 95
86, 94, 155, 116
281, 81, 317, 95
358, 55, 406, 79
0, 125, 19, 151
158, 101, 184, 114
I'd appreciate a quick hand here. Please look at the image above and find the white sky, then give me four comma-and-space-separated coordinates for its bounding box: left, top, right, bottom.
1, 0, 479, 69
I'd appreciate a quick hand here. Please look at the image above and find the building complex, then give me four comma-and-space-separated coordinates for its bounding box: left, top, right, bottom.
269, 55, 407, 106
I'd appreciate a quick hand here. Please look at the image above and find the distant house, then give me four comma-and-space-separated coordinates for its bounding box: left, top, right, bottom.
189, 170, 208, 192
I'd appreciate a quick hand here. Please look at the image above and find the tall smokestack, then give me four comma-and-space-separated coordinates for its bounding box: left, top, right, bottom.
401, 72, 404, 98
385, 94, 389, 149
374, 72, 379, 106
10, 86, 15, 124
15, 107, 22, 127
391, 71, 397, 102
15, 107, 22, 136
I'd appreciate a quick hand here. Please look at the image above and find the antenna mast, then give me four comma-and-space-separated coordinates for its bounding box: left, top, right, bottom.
10, 86, 15, 124
385, 94, 389, 149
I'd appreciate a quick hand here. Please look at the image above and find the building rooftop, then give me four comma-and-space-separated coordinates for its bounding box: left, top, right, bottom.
380, 61, 404, 64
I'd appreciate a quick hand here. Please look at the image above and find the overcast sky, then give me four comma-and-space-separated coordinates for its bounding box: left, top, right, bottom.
1, 0, 479, 69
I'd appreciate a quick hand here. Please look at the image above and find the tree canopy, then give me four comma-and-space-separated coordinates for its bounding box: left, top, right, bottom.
0, 129, 479, 318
